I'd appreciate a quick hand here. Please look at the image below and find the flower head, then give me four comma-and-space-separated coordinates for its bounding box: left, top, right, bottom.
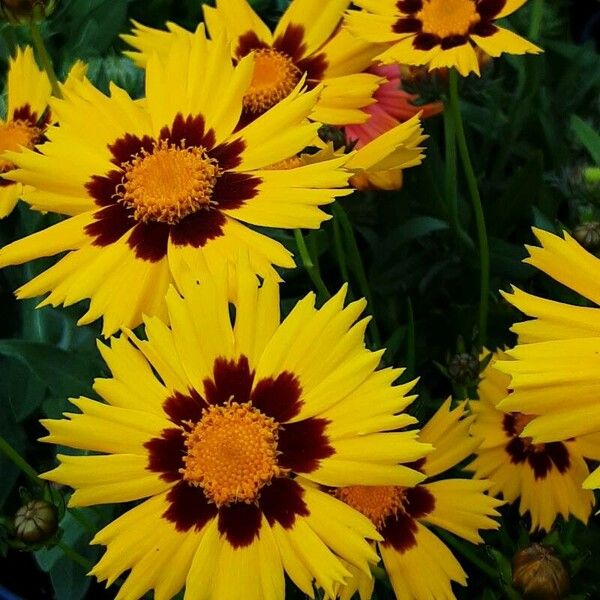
39, 262, 432, 600
0, 46, 51, 217
346, 0, 542, 76
332, 399, 501, 600
123, 0, 387, 127
0, 27, 353, 336
469, 350, 596, 532
496, 228, 600, 489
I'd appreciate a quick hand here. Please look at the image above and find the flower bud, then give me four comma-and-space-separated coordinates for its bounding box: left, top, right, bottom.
573, 222, 600, 253
447, 352, 480, 386
512, 544, 569, 600
13, 499, 58, 544
1, 0, 55, 22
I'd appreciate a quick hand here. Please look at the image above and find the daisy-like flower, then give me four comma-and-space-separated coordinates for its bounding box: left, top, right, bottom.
331, 399, 502, 600
496, 228, 600, 489
39, 262, 432, 600
123, 0, 387, 127
0, 46, 51, 217
344, 63, 442, 190
345, 0, 542, 76
0, 27, 353, 336
469, 351, 597, 532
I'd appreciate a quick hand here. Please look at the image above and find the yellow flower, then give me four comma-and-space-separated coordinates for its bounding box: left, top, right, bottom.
123, 0, 387, 126
469, 351, 597, 532
0, 46, 51, 217
331, 400, 501, 600
496, 228, 600, 490
346, 0, 542, 76
0, 49, 87, 218
0, 27, 352, 336
39, 263, 431, 600
296, 113, 426, 191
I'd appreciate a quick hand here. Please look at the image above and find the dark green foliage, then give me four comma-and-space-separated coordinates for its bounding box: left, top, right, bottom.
0, 0, 599, 598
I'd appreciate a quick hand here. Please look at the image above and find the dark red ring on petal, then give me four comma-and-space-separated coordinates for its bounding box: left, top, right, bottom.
163, 481, 218, 533
470, 21, 499, 37
441, 34, 469, 49
413, 32, 442, 51
393, 17, 423, 34
476, 0, 506, 20
278, 418, 334, 473
84, 114, 260, 261
396, 0, 423, 13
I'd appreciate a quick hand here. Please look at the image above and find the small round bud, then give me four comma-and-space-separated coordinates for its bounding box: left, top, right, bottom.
447, 352, 480, 386
512, 544, 569, 600
13, 499, 58, 544
573, 222, 600, 252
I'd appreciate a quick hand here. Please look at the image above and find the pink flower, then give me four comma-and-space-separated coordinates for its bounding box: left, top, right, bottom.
345, 64, 442, 150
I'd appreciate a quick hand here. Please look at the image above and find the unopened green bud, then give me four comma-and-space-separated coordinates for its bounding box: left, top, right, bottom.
512, 544, 569, 600
13, 499, 58, 544
447, 352, 480, 386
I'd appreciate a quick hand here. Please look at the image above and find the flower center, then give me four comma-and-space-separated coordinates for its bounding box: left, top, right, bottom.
117, 140, 220, 224
418, 0, 480, 37
181, 402, 285, 506
0, 120, 40, 171
336, 485, 407, 527
243, 49, 302, 114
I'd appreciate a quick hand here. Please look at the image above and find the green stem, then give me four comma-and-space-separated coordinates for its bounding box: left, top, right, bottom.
332, 216, 350, 283
57, 540, 93, 572
0, 435, 40, 486
436, 530, 498, 582
294, 229, 330, 301
444, 98, 474, 250
444, 102, 460, 241
331, 203, 382, 348
528, 0, 544, 41
28, 20, 61, 98
448, 69, 490, 348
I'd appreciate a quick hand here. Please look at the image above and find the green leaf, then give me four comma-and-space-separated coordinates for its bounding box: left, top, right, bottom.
487, 153, 544, 236
35, 508, 107, 600
571, 115, 600, 166
0, 402, 26, 506
384, 216, 449, 249
0, 340, 100, 399
0, 358, 46, 422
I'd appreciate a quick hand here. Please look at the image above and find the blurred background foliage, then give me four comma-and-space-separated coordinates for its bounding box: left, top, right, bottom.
0, 0, 599, 598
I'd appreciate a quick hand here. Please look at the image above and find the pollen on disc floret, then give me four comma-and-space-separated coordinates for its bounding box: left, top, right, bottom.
116, 139, 221, 225
181, 402, 288, 506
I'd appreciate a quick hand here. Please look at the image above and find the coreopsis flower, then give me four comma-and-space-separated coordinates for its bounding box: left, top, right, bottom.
345, 0, 542, 76
39, 264, 432, 600
496, 228, 600, 489
468, 351, 596, 532
0, 46, 51, 217
332, 400, 501, 600
0, 27, 353, 336
123, 0, 386, 127
344, 63, 442, 190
